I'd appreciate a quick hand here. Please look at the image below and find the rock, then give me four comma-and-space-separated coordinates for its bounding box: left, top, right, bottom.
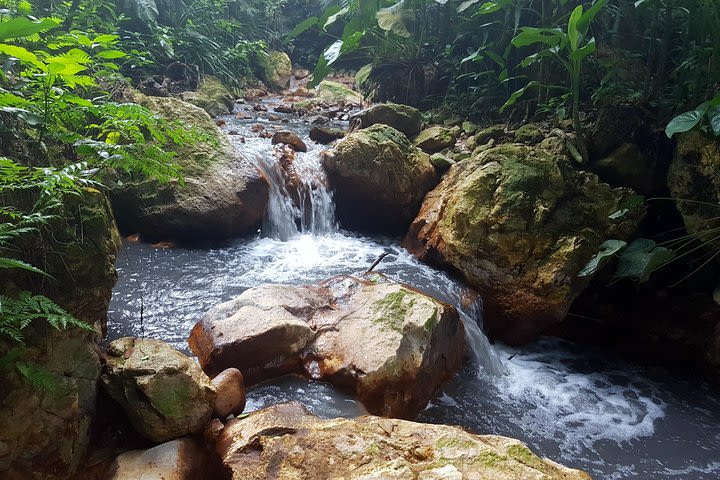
110, 91, 268, 241
310, 126, 346, 144
180, 76, 235, 118
404, 144, 643, 344
273, 104, 295, 114
414, 126, 457, 153
294, 68, 311, 80
514, 123, 544, 144
321, 124, 438, 233
261, 50, 293, 90
429, 152, 455, 171
294, 81, 364, 109
189, 275, 465, 418
102, 338, 216, 443
0, 190, 119, 479
350, 103, 423, 136
217, 402, 590, 480
587, 105, 647, 160
593, 142, 663, 195
211, 368, 246, 418
103, 438, 207, 480
462, 120, 478, 135
474, 124, 506, 145
668, 131, 720, 242
271, 130, 308, 152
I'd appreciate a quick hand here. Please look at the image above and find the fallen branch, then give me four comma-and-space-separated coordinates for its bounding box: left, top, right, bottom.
365, 252, 390, 274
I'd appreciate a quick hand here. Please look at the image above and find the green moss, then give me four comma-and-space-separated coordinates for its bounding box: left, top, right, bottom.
372, 289, 415, 332
149, 377, 193, 418
476, 451, 504, 468
506, 444, 550, 472
434, 435, 476, 450
424, 307, 439, 332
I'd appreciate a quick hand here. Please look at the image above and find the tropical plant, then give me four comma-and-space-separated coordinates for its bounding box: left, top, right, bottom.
665, 92, 720, 138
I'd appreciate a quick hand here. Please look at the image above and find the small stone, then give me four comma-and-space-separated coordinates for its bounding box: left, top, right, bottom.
310, 126, 346, 144
272, 130, 308, 152
211, 368, 246, 418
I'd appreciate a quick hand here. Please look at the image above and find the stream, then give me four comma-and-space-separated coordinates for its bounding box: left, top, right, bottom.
107, 101, 720, 479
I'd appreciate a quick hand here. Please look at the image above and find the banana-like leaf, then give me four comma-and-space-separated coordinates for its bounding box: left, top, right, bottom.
0, 18, 58, 41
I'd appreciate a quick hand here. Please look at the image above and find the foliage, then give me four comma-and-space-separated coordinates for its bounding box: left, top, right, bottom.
666, 93, 720, 138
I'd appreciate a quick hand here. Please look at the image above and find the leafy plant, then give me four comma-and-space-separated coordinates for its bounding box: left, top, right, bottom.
666, 92, 720, 138
502, 0, 608, 163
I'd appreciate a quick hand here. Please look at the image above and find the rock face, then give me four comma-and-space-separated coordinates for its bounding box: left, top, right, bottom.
351, 103, 423, 136
414, 126, 457, 153
217, 402, 591, 480
322, 124, 438, 233
102, 338, 216, 443
405, 144, 642, 344
102, 438, 207, 480
180, 75, 235, 118
261, 50, 293, 90
189, 275, 465, 418
0, 190, 119, 480
667, 131, 720, 241
110, 91, 268, 241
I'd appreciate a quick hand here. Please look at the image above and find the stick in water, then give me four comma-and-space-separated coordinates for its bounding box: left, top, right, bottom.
365, 251, 390, 274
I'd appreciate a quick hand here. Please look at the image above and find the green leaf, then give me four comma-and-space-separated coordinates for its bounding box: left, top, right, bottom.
0, 257, 49, 276
569, 38, 596, 63
0, 107, 45, 126
609, 195, 645, 219
377, 2, 414, 38
568, 5, 583, 50
325, 7, 349, 30
708, 106, 720, 136
665, 107, 708, 138
94, 49, 126, 59
0, 44, 42, 68
458, 0, 481, 13
287, 16, 318, 40
512, 27, 563, 48
577, 0, 608, 35
0, 18, 58, 41
615, 239, 674, 282
355, 64, 373, 85
500, 81, 540, 112
579, 240, 627, 277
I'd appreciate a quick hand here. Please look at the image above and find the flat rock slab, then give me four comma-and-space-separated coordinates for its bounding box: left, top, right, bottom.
217, 402, 592, 480
189, 275, 465, 418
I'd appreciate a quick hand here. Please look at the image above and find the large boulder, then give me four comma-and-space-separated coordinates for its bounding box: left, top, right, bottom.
0, 190, 119, 480
667, 131, 720, 242
217, 402, 591, 480
404, 144, 642, 344
98, 438, 208, 480
321, 124, 438, 233
261, 50, 293, 90
294, 80, 364, 110
180, 75, 235, 118
102, 338, 216, 443
189, 275, 465, 418
110, 91, 268, 241
351, 103, 423, 136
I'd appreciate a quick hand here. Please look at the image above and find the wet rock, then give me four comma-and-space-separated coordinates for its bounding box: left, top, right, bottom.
110, 91, 268, 241
350, 103, 423, 136
261, 51, 293, 90
217, 402, 590, 480
189, 275, 464, 418
514, 123, 544, 144
180, 76, 235, 118
272, 130, 308, 152
309, 126, 346, 144
211, 368, 246, 418
273, 104, 295, 114
668, 131, 720, 245
405, 144, 643, 344
293, 81, 364, 110
0, 190, 119, 480
322, 124, 438, 233
102, 338, 216, 442
103, 438, 207, 480
414, 126, 457, 153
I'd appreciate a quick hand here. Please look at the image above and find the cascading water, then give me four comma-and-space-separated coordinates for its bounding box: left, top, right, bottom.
107, 99, 720, 480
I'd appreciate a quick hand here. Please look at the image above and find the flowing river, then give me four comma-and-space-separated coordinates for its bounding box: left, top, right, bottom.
107, 101, 720, 479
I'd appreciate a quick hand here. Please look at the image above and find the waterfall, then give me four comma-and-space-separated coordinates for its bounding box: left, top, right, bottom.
459, 298, 506, 377
258, 144, 337, 241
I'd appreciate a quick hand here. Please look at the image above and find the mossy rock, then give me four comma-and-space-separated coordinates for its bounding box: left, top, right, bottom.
180, 75, 235, 117
294, 80, 364, 109
351, 103, 423, 136
261, 50, 292, 90
414, 126, 457, 153
110, 91, 268, 241
514, 123, 544, 144
405, 143, 644, 343
322, 124, 438, 233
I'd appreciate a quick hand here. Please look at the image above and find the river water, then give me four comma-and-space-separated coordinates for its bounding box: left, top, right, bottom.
107, 102, 720, 479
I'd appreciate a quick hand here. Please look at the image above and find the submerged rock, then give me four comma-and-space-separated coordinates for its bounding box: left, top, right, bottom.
189, 275, 464, 418
102, 338, 216, 443
350, 102, 423, 136
110, 91, 268, 241
414, 125, 457, 153
217, 402, 591, 480
405, 144, 642, 344
322, 124, 438, 233
271, 130, 308, 152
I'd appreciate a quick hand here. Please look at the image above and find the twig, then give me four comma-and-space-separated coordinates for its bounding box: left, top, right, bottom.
365, 252, 390, 274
